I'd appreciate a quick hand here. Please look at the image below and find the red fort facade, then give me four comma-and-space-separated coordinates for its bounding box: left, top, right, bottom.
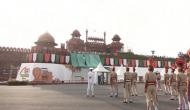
0, 29, 178, 81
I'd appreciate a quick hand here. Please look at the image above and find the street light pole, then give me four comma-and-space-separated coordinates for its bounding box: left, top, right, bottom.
151, 50, 155, 57
149, 50, 155, 67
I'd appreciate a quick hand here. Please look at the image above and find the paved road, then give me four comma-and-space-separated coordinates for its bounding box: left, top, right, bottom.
0, 83, 178, 110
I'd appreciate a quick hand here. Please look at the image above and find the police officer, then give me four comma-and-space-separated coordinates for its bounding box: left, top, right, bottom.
186, 63, 190, 109
123, 67, 133, 103
110, 67, 118, 97
87, 68, 95, 97
176, 60, 188, 110
131, 67, 138, 96
156, 71, 162, 91
145, 65, 158, 110
169, 68, 177, 100
164, 67, 170, 95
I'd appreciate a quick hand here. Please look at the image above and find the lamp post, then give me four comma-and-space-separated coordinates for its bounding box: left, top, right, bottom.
151, 50, 155, 57
148, 50, 155, 66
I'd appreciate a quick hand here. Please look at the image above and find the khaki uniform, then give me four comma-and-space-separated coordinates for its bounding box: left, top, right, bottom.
131, 72, 138, 96
110, 71, 118, 97
169, 72, 177, 100
164, 73, 170, 95
123, 72, 133, 102
176, 72, 188, 109
156, 73, 162, 91
145, 72, 158, 110
186, 68, 190, 109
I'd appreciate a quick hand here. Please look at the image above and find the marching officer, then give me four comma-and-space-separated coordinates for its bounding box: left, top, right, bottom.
169, 68, 177, 100
144, 65, 158, 110
131, 67, 138, 96
86, 68, 95, 97
176, 59, 188, 110
186, 63, 190, 109
109, 67, 118, 97
123, 67, 133, 103
156, 71, 162, 91
164, 67, 170, 95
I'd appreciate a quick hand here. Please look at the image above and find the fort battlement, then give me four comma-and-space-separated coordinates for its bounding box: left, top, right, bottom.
0, 46, 30, 53
0, 46, 30, 81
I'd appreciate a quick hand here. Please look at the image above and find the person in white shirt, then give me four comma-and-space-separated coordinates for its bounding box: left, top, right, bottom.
164, 67, 170, 95
131, 67, 138, 96
87, 68, 95, 97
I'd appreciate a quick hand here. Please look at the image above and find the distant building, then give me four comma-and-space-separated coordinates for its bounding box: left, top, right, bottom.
107, 34, 124, 53
0, 29, 175, 81
0, 47, 30, 81
66, 29, 124, 53
66, 30, 85, 52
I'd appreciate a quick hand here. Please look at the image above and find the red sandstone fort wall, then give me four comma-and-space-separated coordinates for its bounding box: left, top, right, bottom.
0, 46, 30, 81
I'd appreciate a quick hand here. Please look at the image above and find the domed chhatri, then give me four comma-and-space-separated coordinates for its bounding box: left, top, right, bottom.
67, 30, 85, 52
112, 34, 121, 41
71, 29, 81, 38
108, 34, 123, 53
35, 32, 57, 46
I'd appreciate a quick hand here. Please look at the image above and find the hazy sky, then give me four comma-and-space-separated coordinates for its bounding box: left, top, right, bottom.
0, 0, 190, 57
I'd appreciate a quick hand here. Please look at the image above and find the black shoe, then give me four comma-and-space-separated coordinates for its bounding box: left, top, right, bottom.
124, 101, 129, 104
129, 101, 133, 103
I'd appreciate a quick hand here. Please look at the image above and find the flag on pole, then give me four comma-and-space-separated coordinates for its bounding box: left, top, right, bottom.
60, 55, 65, 64
110, 58, 114, 66
32, 53, 37, 62
119, 58, 123, 65
51, 54, 55, 63
144, 60, 147, 67
106, 57, 110, 65
136, 60, 139, 67
66, 55, 70, 64
158, 61, 161, 67
28, 53, 33, 63
44, 53, 50, 63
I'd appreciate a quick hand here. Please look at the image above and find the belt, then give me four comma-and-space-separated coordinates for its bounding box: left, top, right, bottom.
125, 80, 131, 82
147, 81, 156, 85
147, 83, 156, 85
111, 78, 116, 80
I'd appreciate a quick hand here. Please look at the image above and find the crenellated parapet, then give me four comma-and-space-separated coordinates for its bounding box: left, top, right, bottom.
0, 46, 30, 53
86, 36, 105, 43
0, 46, 30, 68
0, 46, 30, 81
